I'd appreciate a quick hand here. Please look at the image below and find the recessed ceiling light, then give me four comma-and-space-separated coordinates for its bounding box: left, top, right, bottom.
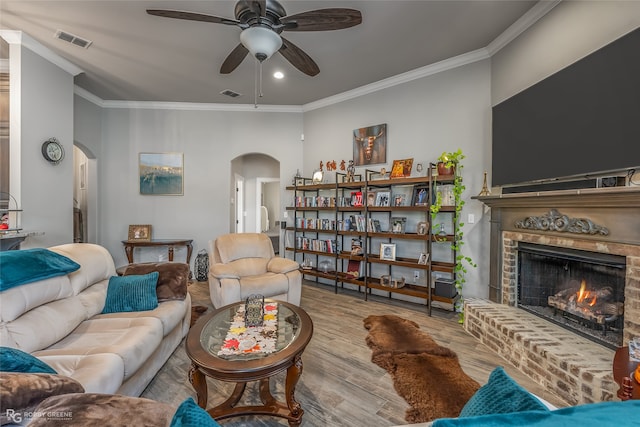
273, 71, 284, 79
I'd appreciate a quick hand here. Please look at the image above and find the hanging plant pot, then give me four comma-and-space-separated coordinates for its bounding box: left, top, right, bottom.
437, 161, 455, 176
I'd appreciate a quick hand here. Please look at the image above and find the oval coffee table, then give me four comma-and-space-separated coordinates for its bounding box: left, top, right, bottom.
186, 300, 313, 426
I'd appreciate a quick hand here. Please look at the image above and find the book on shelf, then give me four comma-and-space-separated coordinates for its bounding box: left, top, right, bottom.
350, 191, 363, 207
346, 259, 362, 278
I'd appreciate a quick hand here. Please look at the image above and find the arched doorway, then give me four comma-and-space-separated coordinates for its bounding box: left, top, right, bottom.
229, 153, 280, 250
73, 142, 97, 243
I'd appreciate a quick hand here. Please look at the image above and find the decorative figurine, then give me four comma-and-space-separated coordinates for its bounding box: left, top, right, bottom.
340, 160, 346, 171
346, 160, 356, 182
244, 294, 264, 327
478, 171, 491, 196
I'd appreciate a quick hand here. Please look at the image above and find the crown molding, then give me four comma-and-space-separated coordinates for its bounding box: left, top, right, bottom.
74, 88, 303, 113
486, 0, 562, 55
0, 30, 83, 76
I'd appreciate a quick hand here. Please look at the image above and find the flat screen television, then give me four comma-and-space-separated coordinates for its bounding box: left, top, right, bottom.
492, 28, 640, 187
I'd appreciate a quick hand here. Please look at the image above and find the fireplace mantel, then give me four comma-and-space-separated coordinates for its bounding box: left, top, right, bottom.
476, 186, 640, 302
475, 186, 640, 209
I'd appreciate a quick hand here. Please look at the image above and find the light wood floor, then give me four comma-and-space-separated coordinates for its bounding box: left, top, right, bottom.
141, 280, 565, 426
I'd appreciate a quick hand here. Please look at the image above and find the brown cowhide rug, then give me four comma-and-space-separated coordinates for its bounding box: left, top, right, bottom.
363, 314, 480, 423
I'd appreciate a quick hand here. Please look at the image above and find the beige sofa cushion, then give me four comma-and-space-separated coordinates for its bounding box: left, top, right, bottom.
0, 296, 88, 352
0, 275, 73, 323
38, 354, 126, 394
96, 299, 189, 337
34, 317, 163, 381
49, 244, 116, 295
214, 233, 274, 263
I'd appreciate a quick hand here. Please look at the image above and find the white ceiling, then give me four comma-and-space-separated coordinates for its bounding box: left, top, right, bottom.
1, 0, 542, 106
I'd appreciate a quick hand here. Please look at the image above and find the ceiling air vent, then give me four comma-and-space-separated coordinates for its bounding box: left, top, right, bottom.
54, 30, 92, 49
220, 89, 242, 98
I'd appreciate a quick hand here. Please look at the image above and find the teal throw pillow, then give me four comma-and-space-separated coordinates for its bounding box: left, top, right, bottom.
0, 347, 57, 374
458, 366, 548, 417
170, 397, 221, 427
0, 248, 80, 291
102, 272, 159, 314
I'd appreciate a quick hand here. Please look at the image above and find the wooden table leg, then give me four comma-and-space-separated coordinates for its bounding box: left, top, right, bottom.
188, 363, 208, 408
124, 243, 134, 264
208, 383, 247, 418
284, 354, 304, 427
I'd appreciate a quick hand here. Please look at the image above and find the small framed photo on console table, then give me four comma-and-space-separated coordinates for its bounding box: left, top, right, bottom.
128, 224, 152, 241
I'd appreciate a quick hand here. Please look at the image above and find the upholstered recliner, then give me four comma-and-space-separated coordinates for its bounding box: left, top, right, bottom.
208, 233, 302, 308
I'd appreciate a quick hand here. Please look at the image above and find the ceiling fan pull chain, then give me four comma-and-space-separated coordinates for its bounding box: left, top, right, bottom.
259, 60, 264, 99
254, 58, 259, 108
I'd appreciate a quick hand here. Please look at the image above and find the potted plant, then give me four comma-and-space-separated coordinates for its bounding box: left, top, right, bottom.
429, 149, 476, 323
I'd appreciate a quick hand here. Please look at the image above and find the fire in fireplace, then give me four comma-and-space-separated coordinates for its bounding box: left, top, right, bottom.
517, 243, 626, 349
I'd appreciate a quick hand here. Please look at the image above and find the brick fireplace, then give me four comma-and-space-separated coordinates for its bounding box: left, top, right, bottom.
467, 186, 640, 405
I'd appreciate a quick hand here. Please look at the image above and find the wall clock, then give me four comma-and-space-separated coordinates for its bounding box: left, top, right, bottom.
41, 138, 64, 165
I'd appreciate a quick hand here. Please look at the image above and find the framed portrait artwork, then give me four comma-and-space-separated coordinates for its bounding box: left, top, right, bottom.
413, 186, 429, 206
390, 217, 406, 233
379, 243, 396, 261
417, 252, 429, 265
417, 221, 429, 235
353, 123, 387, 166
390, 158, 414, 178
139, 152, 184, 195
375, 191, 390, 207
128, 224, 152, 241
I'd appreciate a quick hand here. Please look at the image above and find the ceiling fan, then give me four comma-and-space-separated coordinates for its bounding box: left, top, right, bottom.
147, 0, 362, 76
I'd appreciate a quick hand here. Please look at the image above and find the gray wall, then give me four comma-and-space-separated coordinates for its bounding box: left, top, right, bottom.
492, 0, 640, 105
98, 108, 302, 267
13, 45, 74, 248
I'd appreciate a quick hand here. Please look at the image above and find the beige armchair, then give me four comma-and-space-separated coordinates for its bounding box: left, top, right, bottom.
208, 233, 302, 308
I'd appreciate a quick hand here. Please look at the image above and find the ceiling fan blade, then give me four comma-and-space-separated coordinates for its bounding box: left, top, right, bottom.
146, 9, 240, 26
220, 43, 249, 74
279, 37, 319, 77
280, 9, 362, 31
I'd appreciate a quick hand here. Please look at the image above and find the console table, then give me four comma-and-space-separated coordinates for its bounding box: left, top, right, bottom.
122, 239, 194, 265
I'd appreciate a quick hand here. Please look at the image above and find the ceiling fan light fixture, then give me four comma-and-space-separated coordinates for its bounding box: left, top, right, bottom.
240, 27, 282, 62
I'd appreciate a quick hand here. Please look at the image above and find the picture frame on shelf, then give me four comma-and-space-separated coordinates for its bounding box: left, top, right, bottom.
412, 186, 429, 206
417, 221, 429, 235
390, 158, 414, 178
373, 219, 382, 232
366, 191, 376, 207
392, 193, 407, 206
375, 191, 390, 207
390, 217, 406, 233
128, 224, 152, 241
380, 243, 396, 261
418, 252, 429, 265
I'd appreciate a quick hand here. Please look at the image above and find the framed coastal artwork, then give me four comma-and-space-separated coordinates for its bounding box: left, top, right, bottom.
139, 152, 184, 195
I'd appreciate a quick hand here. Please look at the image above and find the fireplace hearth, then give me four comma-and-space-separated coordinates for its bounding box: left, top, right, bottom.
474, 186, 640, 404
517, 243, 625, 349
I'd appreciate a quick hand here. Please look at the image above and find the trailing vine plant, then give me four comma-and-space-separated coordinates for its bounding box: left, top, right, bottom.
429, 149, 477, 323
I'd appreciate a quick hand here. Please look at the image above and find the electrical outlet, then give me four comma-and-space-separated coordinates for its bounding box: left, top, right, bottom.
413, 270, 420, 283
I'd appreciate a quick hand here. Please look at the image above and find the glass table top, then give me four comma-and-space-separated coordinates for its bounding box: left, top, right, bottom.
200, 301, 301, 361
